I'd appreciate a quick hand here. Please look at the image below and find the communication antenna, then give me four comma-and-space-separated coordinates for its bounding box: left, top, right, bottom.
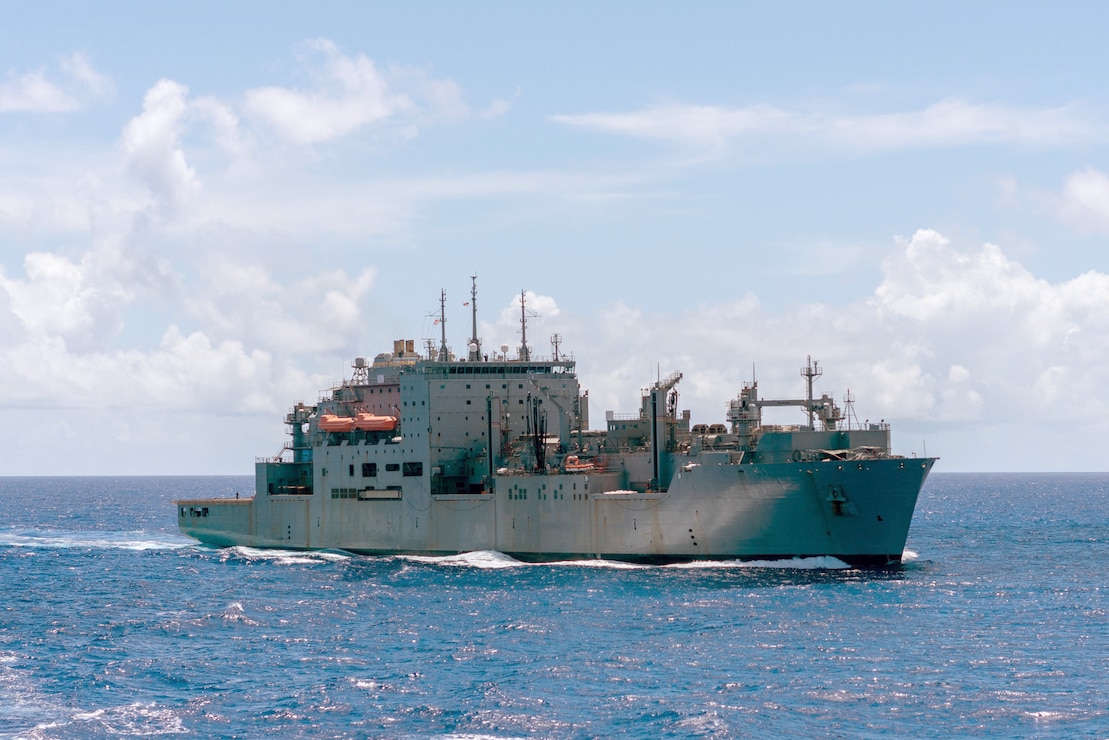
468, 274, 481, 361
437, 289, 449, 362
517, 290, 539, 361
801, 355, 823, 429
843, 388, 859, 430
551, 333, 562, 361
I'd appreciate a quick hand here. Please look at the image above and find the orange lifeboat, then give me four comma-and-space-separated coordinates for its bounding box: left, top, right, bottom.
564, 455, 595, 472
354, 413, 398, 432
318, 414, 356, 432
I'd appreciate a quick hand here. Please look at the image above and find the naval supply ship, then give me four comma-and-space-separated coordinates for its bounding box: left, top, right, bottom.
177, 281, 936, 566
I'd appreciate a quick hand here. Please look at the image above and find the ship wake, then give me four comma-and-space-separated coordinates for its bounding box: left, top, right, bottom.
398, 551, 856, 571
0, 529, 192, 552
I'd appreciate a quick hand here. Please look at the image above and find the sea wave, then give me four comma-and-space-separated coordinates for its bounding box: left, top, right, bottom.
0, 529, 192, 552
665, 556, 851, 570
398, 551, 851, 570
221, 545, 351, 565
68, 701, 187, 736
401, 550, 523, 569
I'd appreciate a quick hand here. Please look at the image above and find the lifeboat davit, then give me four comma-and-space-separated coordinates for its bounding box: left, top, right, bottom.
354, 413, 398, 432
318, 414, 356, 432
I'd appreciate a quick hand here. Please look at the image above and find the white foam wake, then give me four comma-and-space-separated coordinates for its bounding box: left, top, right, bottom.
666, 556, 851, 570
224, 546, 351, 565
397, 551, 850, 570
401, 550, 523, 569
0, 529, 192, 551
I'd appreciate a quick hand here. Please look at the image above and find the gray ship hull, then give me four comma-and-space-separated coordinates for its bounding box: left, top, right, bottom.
178, 456, 934, 566
175, 296, 937, 567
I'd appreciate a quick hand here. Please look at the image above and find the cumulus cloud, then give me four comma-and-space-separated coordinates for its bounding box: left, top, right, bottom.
243, 38, 467, 143
553, 98, 1102, 158
0, 324, 286, 414
185, 257, 377, 354
0, 248, 135, 351
1057, 167, 1109, 235
0, 53, 113, 113
862, 229, 1109, 428
121, 79, 199, 213
517, 230, 1109, 443
3, 228, 1109, 471
0, 257, 375, 414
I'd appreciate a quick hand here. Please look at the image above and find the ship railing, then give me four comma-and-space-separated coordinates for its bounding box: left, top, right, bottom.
605, 411, 644, 421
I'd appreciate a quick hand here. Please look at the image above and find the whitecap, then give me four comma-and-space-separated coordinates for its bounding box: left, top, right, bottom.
223, 546, 347, 565
401, 550, 524, 569
399, 551, 851, 570
71, 701, 187, 735
545, 558, 649, 569
666, 556, 850, 570
0, 529, 192, 552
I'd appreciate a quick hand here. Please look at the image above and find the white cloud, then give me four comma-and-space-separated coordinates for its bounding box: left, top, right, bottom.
0, 70, 78, 113
243, 38, 467, 144
553, 98, 1101, 158
0, 257, 366, 415
1057, 167, 1109, 235
185, 257, 377, 354
2, 228, 1109, 471
59, 52, 114, 99
121, 79, 199, 213
0, 325, 292, 414
861, 230, 1109, 423
0, 53, 113, 113
0, 249, 133, 349
524, 229, 1109, 443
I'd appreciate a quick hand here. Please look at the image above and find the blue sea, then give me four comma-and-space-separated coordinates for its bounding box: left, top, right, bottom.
0, 473, 1106, 739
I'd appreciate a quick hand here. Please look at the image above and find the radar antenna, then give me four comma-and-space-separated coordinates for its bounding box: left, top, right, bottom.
351, 356, 369, 385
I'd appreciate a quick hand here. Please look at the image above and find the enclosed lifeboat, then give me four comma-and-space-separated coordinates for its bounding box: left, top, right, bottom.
354, 413, 398, 432
318, 414, 356, 432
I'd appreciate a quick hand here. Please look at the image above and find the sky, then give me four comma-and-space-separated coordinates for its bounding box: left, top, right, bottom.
3, 2, 1109, 474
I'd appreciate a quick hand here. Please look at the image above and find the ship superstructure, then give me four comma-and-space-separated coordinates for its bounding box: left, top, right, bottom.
178, 284, 936, 565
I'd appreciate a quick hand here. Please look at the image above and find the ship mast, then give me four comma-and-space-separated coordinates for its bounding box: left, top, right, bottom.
518, 289, 531, 361
468, 275, 482, 362
801, 355, 822, 429
437, 289, 449, 362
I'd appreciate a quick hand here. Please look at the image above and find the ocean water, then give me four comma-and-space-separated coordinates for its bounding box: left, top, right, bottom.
0, 473, 1106, 739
